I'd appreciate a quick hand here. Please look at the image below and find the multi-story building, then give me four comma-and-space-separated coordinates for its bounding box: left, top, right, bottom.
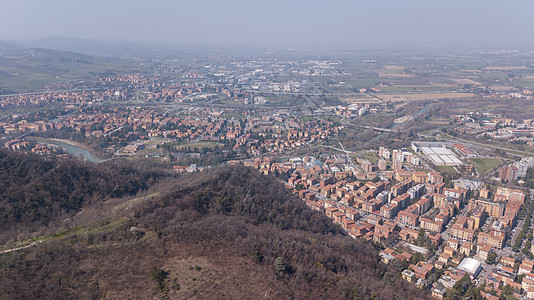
494, 187, 525, 204
407, 184, 425, 200
478, 231, 505, 249
378, 158, 387, 171
380, 203, 399, 219
519, 260, 534, 275
470, 204, 486, 230
391, 180, 412, 197
450, 217, 475, 242
412, 172, 427, 184
434, 194, 460, 211
459, 242, 473, 256
393, 159, 403, 171
420, 217, 444, 233
468, 198, 504, 218
498, 165, 519, 181
428, 172, 444, 184
362, 160, 373, 173
444, 188, 468, 201
413, 195, 433, 215
397, 210, 419, 227
392, 193, 411, 210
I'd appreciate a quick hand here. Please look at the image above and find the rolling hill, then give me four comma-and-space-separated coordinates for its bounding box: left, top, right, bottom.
0, 44, 147, 94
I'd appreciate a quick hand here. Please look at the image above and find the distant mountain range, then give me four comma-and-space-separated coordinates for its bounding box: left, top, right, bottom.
0, 36, 336, 61
1, 36, 174, 59
0, 36, 239, 60
21, 47, 93, 64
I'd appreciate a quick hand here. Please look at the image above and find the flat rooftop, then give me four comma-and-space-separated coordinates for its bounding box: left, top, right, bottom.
421, 146, 463, 166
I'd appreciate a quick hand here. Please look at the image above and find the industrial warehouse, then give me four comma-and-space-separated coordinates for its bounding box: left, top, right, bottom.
412, 142, 464, 166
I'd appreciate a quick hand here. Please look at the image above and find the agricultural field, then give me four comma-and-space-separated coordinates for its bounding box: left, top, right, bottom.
374, 84, 456, 93
340, 94, 381, 104
375, 92, 476, 102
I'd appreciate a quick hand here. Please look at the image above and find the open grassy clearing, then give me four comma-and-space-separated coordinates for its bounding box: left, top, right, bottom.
0, 216, 128, 252
514, 80, 534, 88
0, 190, 163, 253
469, 158, 501, 175
350, 150, 379, 164
110, 192, 160, 214
437, 165, 458, 174
176, 141, 223, 150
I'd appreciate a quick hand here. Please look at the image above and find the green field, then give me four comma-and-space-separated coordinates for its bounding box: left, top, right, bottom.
176, 141, 222, 150
351, 150, 379, 164
514, 80, 534, 89
411, 166, 428, 173
437, 165, 458, 174
469, 158, 501, 175
375, 84, 456, 93
346, 79, 381, 89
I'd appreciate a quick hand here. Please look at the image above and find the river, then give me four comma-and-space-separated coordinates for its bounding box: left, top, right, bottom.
34, 138, 103, 163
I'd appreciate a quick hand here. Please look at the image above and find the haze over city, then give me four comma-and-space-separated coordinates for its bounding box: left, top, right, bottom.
1, 0, 534, 49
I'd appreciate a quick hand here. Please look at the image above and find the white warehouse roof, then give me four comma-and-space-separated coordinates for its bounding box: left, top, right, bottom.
457, 258, 482, 276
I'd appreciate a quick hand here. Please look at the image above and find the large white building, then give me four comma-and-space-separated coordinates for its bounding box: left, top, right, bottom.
457, 258, 482, 279
412, 141, 463, 166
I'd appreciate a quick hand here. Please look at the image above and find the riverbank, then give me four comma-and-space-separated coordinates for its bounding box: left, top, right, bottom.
46, 138, 93, 151
33, 138, 103, 163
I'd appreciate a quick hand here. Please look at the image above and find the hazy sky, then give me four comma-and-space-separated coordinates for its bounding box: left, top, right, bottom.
1, 0, 533, 49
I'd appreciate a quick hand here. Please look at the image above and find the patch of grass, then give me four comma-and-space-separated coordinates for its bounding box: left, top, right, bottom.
175, 142, 222, 150
469, 158, 501, 175
513, 81, 534, 89
300, 116, 315, 122
143, 139, 170, 146
351, 151, 379, 164
375, 85, 455, 93
218, 99, 242, 105
346, 79, 380, 89
11, 216, 128, 247
437, 165, 458, 174
411, 166, 428, 173
112, 192, 159, 213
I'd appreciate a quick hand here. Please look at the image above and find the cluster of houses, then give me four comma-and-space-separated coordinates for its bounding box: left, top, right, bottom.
240, 149, 532, 299
0, 88, 133, 109
2, 103, 343, 160
452, 112, 534, 146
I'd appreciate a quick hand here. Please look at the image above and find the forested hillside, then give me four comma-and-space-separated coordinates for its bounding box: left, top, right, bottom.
0, 152, 429, 299
0, 149, 166, 238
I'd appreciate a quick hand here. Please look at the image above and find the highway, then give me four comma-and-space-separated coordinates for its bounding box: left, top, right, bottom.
0, 87, 102, 98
